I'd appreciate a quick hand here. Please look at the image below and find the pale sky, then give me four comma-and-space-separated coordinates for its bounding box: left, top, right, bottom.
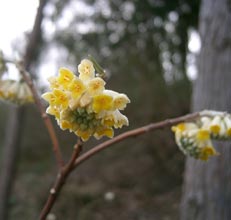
187, 29, 201, 80
0, 0, 39, 79
0, 0, 39, 56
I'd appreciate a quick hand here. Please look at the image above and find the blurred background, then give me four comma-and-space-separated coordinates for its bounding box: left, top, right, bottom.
0, 0, 201, 219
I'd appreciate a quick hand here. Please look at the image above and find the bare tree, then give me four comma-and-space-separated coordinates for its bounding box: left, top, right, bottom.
0, 1, 48, 219
180, 0, 231, 219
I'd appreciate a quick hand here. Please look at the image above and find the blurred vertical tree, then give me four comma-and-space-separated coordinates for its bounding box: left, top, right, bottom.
180, 0, 231, 219
0, 1, 48, 219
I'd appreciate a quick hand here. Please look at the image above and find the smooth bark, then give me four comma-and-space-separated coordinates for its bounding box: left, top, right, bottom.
180, 0, 231, 219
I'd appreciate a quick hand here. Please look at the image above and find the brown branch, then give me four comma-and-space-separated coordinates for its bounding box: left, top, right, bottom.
24, 0, 48, 70
16, 63, 64, 168
39, 139, 83, 220
39, 111, 199, 219
74, 112, 200, 168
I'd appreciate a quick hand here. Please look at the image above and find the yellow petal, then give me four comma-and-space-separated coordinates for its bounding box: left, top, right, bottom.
75, 129, 91, 141
60, 120, 72, 130
42, 92, 56, 105
92, 94, 113, 113
114, 112, 129, 128
53, 89, 69, 109
209, 116, 221, 134
68, 78, 86, 98
171, 123, 185, 133
196, 129, 210, 141
199, 146, 218, 161
79, 92, 92, 107
224, 116, 231, 136
46, 106, 60, 119
57, 68, 75, 89
113, 94, 130, 110
94, 127, 114, 139
87, 77, 105, 95
78, 59, 95, 81
48, 76, 60, 89
103, 110, 129, 128
103, 119, 115, 127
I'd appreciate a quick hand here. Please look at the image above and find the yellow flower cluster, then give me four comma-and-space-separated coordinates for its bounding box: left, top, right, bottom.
0, 79, 34, 105
172, 110, 231, 160
42, 59, 130, 141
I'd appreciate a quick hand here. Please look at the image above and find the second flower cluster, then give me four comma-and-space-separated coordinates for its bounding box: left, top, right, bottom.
172, 110, 231, 160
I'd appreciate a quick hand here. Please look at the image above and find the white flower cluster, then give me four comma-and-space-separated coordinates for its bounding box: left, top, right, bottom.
0, 79, 34, 105
200, 110, 231, 139
172, 110, 231, 160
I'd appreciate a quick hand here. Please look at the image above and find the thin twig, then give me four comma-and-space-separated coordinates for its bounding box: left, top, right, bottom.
74, 112, 200, 168
16, 62, 64, 168
39, 139, 83, 220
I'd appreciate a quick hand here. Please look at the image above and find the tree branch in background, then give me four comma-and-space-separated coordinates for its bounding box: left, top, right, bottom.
39, 112, 199, 220
16, 62, 64, 168
0, 107, 24, 220
0, 0, 50, 219
24, 0, 48, 70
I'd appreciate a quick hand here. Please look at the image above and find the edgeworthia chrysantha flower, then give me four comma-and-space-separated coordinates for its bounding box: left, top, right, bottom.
42, 59, 130, 141
172, 110, 231, 161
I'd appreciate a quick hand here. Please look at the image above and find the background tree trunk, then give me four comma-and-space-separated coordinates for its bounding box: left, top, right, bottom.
180, 0, 231, 219
0, 107, 24, 220
0, 1, 48, 219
